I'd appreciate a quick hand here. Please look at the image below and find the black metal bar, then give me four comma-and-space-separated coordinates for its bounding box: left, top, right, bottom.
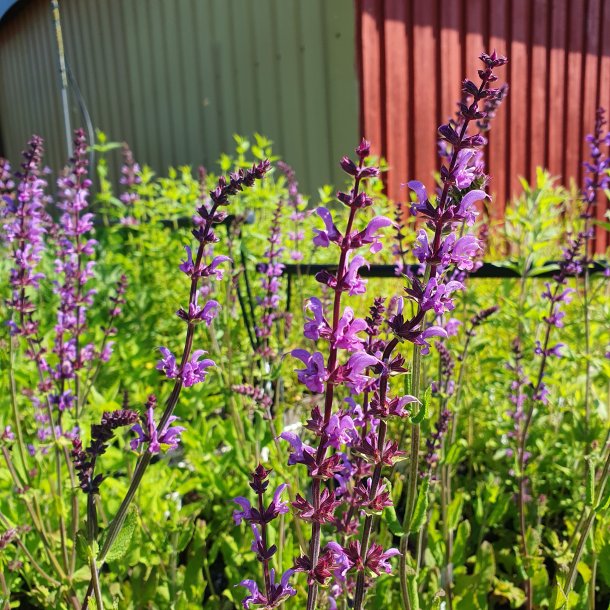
282, 261, 609, 279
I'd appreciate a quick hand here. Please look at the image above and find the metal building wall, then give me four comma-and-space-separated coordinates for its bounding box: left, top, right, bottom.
0, 0, 359, 192
357, 0, 610, 252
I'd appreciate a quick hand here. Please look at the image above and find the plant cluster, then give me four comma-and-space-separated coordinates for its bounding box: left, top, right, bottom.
0, 50, 609, 610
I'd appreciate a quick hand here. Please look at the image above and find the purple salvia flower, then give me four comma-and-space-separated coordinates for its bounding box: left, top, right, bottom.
279, 432, 317, 466
234, 465, 295, 608
130, 395, 185, 454
181, 350, 215, 387
255, 196, 285, 358
290, 349, 328, 393
2, 136, 48, 338
312, 207, 342, 247
333, 307, 367, 352
303, 297, 332, 341
157, 347, 180, 379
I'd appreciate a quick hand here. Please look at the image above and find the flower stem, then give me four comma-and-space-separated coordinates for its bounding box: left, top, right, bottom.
400, 344, 423, 610
305, 185, 360, 610
353, 339, 398, 610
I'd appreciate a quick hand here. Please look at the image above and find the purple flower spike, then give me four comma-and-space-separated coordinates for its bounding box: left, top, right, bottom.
333, 352, 379, 394
238, 569, 296, 609
450, 234, 482, 270
179, 245, 195, 275
407, 180, 429, 211
234, 465, 295, 608
416, 327, 448, 355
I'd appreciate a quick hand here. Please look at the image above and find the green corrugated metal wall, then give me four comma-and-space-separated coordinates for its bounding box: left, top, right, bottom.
0, 0, 359, 191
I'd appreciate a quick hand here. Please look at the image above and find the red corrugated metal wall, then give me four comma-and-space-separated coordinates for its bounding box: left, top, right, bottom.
356, 0, 610, 252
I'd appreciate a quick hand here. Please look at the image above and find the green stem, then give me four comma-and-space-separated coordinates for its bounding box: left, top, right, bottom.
89, 555, 104, 610
565, 444, 610, 596
400, 344, 423, 610
8, 340, 29, 478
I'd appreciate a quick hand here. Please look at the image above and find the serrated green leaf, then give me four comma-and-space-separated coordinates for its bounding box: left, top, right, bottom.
103, 506, 138, 563
76, 531, 90, 564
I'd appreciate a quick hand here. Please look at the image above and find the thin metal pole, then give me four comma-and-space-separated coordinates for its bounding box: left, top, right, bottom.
51, 0, 73, 158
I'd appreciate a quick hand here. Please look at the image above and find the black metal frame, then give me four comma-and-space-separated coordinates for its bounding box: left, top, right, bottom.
283, 261, 609, 279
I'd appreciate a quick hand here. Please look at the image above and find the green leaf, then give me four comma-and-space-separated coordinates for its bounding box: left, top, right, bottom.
452, 520, 471, 566
383, 505, 404, 537
448, 492, 464, 531
103, 506, 138, 563
410, 386, 431, 424
595, 484, 610, 513
444, 439, 467, 466
76, 531, 90, 564
493, 578, 526, 608
598, 544, 610, 588
549, 583, 568, 609
382, 478, 404, 537
409, 475, 430, 533
403, 372, 412, 397
406, 572, 420, 610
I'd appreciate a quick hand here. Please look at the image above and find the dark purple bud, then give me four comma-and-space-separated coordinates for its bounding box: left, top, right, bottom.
462, 79, 480, 97
340, 156, 358, 176
438, 123, 460, 145
355, 138, 371, 159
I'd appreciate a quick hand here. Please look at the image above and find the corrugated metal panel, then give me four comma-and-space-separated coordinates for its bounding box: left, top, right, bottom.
357, 0, 610, 253
0, 0, 358, 193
